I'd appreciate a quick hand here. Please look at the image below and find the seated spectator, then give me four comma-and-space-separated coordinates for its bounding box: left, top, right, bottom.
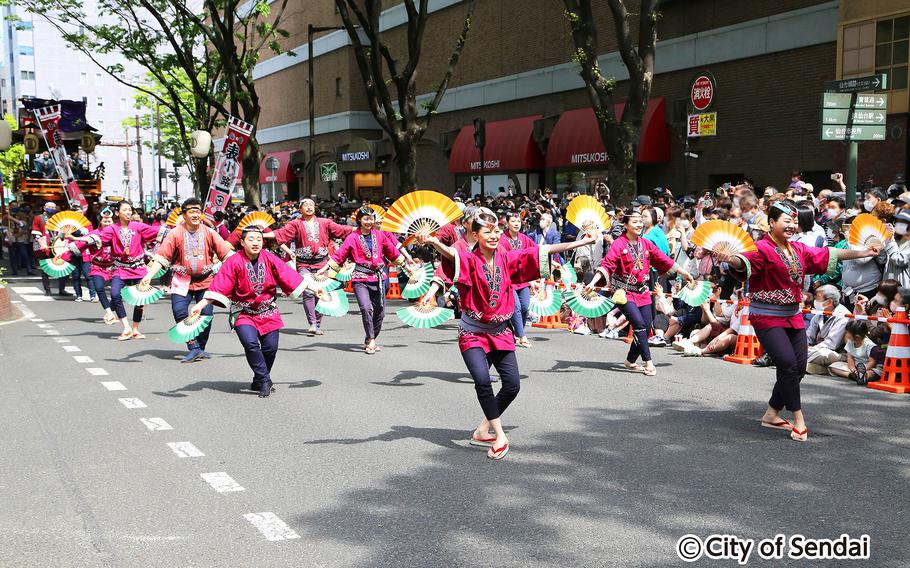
805, 285, 851, 375
828, 320, 881, 385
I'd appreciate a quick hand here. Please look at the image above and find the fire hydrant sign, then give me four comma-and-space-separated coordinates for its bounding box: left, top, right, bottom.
690, 75, 715, 111
687, 112, 717, 137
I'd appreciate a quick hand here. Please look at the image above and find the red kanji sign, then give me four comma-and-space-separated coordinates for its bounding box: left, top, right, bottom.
690, 75, 715, 111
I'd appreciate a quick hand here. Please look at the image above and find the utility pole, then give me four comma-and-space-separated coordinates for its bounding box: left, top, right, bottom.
155, 103, 163, 202
308, 23, 346, 199
135, 115, 144, 208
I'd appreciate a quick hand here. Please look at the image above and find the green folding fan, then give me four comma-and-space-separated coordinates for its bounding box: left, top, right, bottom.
210, 262, 222, 276
402, 262, 434, 299
565, 289, 614, 318
168, 314, 213, 343
122, 283, 165, 306
529, 287, 563, 317
333, 262, 355, 282
397, 304, 454, 329
315, 289, 349, 317
557, 262, 578, 285
675, 280, 712, 307
309, 272, 340, 293
39, 257, 76, 278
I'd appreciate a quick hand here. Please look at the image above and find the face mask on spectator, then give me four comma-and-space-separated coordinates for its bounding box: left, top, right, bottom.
896, 222, 908, 236
539, 220, 547, 230
873, 293, 888, 305
863, 199, 875, 212
825, 207, 840, 220
679, 220, 690, 229
813, 299, 828, 311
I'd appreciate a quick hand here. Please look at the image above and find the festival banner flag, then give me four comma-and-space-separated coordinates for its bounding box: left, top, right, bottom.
205, 116, 254, 218
33, 105, 89, 213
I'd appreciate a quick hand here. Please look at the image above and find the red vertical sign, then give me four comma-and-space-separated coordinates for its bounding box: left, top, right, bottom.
204, 116, 254, 218
34, 105, 89, 213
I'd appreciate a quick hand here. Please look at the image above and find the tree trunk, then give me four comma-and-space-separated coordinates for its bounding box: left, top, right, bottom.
605, 126, 639, 203
394, 141, 418, 195
243, 135, 261, 207
194, 157, 209, 198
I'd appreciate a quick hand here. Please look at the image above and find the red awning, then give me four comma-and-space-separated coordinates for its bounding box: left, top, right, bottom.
259, 150, 296, 183
448, 115, 544, 174
545, 97, 669, 168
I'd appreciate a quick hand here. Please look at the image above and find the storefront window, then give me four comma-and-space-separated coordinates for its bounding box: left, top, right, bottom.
555, 170, 608, 195
875, 16, 909, 90
455, 173, 540, 198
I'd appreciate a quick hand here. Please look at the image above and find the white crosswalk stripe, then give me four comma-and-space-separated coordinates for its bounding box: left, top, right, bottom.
243, 513, 300, 541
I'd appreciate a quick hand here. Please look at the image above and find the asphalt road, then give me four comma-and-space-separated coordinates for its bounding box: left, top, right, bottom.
0, 275, 907, 567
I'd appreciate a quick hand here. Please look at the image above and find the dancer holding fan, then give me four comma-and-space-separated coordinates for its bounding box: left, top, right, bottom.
140, 198, 234, 363
321, 206, 410, 355
271, 198, 354, 335
501, 210, 536, 348
72, 208, 117, 324
72, 201, 161, 340
191, 226, 324, 397
585, 210, 695, 377
711, 200, 882, 442
417, 210, 599, 460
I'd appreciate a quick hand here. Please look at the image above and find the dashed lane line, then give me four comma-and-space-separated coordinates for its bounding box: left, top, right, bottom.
86, 368, 109, 376
243, 513, 300, 541
200, 472, 245, 493
166, 442, 205, 458
118, 398, 147, 409
73, 355, 95, 364
100, 381, 127, 391
140, 418, 174, 431
62, 345, 82, 352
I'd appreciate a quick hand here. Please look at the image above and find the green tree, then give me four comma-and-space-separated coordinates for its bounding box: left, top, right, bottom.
336, 0, 477, 194
11, 0, 294, 206
0, 114, 27, 194
563, 0, 660, 204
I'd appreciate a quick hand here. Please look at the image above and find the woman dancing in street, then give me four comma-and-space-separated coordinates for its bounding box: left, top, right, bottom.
73, 207, 116, 324
192, 226, 324, 397
586, 210, 695, 377
322, 207, 410, 355
501, 210, 536, 348
418, 210, 598, 460
73, 201, 161, 340
713, 200, 880, 442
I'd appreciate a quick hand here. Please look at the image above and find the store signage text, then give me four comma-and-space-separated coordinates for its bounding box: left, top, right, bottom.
687, 112, 717, 137
570, 152, 608, 164
470, 159, 501, 170
341, 151, 370, 162
690, 74, 715, 111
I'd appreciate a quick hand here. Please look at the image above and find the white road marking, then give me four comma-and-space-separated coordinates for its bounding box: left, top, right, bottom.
19, 295, 54, 302
166, 442, 204, 458
118, 398, 147, 409
200, 472, 245, 493
243, 513, 300, 541
44, 329, 60, 335
12, 286, 43, 294
63, 345, 82, 352
36, 323, 52, 328
29, 318, 44, 322
140, 417, 174, 431
101, 381, 127, 391
73, 355, 95, 363
53, 338, 70, 343
86, 368, 109, 376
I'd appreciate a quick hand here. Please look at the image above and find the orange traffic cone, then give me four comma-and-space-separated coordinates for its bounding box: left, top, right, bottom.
532, 314, 568, 329
386, 266, 402, 300
868, 306, 910, 394
724, 300, 762, 364
344, 279, 353, 293
623, 326, 634, 344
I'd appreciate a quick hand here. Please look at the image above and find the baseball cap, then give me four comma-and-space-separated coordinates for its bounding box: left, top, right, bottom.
633, 195, 652, 207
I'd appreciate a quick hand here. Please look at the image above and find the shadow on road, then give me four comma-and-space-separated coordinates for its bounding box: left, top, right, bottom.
153, 378, 323, 398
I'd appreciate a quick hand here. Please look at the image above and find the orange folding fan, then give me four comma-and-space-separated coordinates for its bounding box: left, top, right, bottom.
234, 211, 276, 233
46, 211, 90, 233
848, 213, 891, 248
566, 195, 611, 232
165, 208, 183, 228
351, 203, 386, 223
691, 220, 757, 255
380, 190, 462, 241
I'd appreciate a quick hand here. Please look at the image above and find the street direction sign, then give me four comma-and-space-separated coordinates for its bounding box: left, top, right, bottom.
822, 93, 888, 109
824, 74, 887, 93
822, 109, 887, 125
821, 125, 886, 141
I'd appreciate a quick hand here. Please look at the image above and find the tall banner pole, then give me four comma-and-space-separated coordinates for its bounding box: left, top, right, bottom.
204, 115, 254, 219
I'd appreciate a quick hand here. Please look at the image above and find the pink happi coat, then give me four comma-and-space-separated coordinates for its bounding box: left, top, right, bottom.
153, 225, 234, 292
734, 235, 833, 330
499, 231, 537, 290
598, 234, 675, 307
90, 222, 161, 279
74, 226, 114, 281
273, 217, 354, 270
330, 229, 402, 282
204, 249, 307, 335
443, 244, 549, 353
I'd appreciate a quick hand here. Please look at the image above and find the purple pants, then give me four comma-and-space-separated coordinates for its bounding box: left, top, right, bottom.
754, 326, 808, 412
353, 280, 386, 343
297, 264, 323, 329
461, 348, 521, 420
235, 324, 280, 390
